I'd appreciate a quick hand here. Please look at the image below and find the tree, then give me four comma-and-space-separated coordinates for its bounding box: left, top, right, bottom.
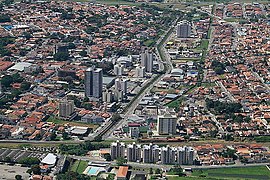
155, 168, 161, 175
50, 132, 57, 141
149, 168, 153, 174
94, 135, 102, 142
0, 14, 11, 23
62, 131, 70, 140
18, 157, 40, 166
79, 50, 87, 57
116, 157, 127, 166
15, 175, 22, 180
4, 156, 12, 162
104, 153, 112, 161
54, 52, 69, 61
31, 164, 41, 175
111, 114, 121, 123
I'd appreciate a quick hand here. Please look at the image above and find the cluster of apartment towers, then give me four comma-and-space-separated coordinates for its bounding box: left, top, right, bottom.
85, 50, 154, 102
111, 141, 196, 165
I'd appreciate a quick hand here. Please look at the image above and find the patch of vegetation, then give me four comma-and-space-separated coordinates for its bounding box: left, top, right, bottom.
59, 141, 109, 156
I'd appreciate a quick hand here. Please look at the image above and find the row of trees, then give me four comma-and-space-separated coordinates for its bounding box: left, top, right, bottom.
59, 141, 110, 156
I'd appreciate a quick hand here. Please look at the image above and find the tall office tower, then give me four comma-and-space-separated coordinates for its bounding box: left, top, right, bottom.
160, 146, 176, 164
110, 141, 125, 160
157, 113, 177, 135
141, 51, 153, 73
176, 21, 191, 38
59, 99, 74, 118
135, 66, 146, 78
176, 146, 195, 165
127, 143, 141, 162
115, 78, 128, 95
85, 67, 103, 99
114, 64, 124, 76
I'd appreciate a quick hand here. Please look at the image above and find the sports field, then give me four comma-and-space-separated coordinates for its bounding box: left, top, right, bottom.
168, 166, 270, 180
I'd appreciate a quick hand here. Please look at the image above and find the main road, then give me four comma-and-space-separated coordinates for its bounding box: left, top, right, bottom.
99, 19, 179, 140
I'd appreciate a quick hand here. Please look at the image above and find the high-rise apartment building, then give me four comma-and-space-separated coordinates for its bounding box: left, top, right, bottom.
85, 67, 103, 99
157, 113, 177, 135
176, 21, 191, 38
59, 99, 74, 118
127, 142, 141, 162
141, 51, 153, 73
176, 146, 195, 165
110, 141, 125, 160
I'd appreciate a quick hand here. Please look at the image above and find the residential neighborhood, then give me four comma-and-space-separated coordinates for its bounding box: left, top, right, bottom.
0, 0, 270, 180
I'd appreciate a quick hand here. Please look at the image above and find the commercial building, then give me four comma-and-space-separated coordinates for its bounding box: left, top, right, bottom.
85, 67, 103, 99
157, 113, 177, 135
110, 141, 125, 160
58, 99, 74, 119
176, 21, 191, 38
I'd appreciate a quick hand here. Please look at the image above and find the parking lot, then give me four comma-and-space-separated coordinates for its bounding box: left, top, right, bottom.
0, 148, 48, 162
0, 164, 29, 180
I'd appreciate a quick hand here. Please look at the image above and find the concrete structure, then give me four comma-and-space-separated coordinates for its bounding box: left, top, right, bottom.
141, 51, 153, 73
58, 99, 74, 118
176, 146, 195, 165
135, 66, 145, 78
160, 146, 176, 164
114, 64, 124, 76
176, 21, 191, 38
129, 127, 140, 138
142, 143, 159, 163
115, 78, 128, 95
110, 141, 125, 160
85, 67, 103, 99
127, 142, 141, 162
157, 113, 177, 135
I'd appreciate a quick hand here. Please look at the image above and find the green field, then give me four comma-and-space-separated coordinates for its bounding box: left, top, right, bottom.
47, 116, 98, 129
169, 166, 270, 180
71, 160, 88, 174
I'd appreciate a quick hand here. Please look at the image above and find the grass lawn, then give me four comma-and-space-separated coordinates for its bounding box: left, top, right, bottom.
47, 116, 98, 130
191, 166, 270, 180
71, 160, 88, 174
96, 0, 141, 6
144, 39, 155, 47
196, 39, 209, 50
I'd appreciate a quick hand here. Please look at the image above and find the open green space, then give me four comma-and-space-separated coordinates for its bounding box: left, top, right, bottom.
47, 116, 98, 129
71, 160, 88, 174
196, 39, 209, 50
96, 0, 141, 6
189, 166, 270, 180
